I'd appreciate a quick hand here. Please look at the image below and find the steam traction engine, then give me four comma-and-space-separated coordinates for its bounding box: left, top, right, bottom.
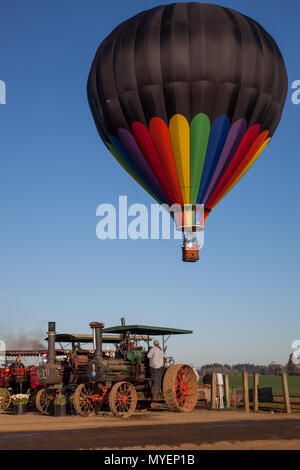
72, 322, 198, 418
35, 322, 93, 414
34, 322, 140, 414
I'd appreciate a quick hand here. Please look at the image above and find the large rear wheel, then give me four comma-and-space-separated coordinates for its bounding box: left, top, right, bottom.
163, 364, 198, 412
0, 388, 11, 413
109, 381, 137, 418
36, 388, 56, 415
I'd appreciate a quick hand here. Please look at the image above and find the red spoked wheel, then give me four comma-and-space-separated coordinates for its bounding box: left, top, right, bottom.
73, 383, 99, 417
109, 381, 137, 418
163, 364, 198, 412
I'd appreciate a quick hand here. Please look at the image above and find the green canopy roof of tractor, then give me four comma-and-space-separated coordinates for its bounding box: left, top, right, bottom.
102, 325, 193, 336
51, 334, 119, 344
45, 333, 148, 344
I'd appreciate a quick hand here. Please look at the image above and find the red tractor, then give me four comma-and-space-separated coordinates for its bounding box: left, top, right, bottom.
0, 353, 49, 413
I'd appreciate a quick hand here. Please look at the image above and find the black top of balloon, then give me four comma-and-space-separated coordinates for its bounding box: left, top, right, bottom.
88, 2, 288, 142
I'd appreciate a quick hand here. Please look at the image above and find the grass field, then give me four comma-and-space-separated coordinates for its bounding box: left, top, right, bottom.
198, 375, 300, 396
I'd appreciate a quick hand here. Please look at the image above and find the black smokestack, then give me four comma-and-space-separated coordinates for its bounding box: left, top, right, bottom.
47, 322, 56, 364
121, 317, 125, 326
90, 322, 104, 359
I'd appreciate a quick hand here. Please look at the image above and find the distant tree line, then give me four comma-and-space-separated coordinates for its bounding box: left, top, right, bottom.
198, 356, 300, 376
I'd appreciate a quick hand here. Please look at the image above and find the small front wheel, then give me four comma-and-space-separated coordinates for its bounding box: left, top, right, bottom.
73, 383, 97, 417
109, 381, 137, 418
0, 388, 11, 413
36, 388, 56, 415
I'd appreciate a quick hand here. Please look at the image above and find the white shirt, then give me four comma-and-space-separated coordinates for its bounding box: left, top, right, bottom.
147, 346, 164, 369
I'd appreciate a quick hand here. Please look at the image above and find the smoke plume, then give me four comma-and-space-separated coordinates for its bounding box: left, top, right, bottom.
1, 330, 46, 350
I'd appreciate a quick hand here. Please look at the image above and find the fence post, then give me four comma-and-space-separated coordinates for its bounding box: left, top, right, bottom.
233, 388, 236, 409
224, 374, 230, 408
211, 373, 217, 409
253, 373, 259, 412
281, 373, 291, 414
243, 372, 250, 412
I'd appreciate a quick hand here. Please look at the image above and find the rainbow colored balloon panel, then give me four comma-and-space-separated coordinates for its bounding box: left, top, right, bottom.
106, 113, 271, 216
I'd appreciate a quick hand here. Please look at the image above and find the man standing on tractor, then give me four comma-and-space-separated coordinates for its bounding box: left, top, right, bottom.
147, 340, 164, 400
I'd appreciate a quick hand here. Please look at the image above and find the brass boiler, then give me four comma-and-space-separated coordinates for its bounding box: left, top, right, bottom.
86, 322, 146, 385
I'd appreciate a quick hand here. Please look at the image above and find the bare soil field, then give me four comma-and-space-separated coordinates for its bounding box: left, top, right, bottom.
0, 408, 300, 450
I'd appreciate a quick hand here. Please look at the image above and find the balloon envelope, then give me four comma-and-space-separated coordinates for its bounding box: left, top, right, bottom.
88, 2, 287, 222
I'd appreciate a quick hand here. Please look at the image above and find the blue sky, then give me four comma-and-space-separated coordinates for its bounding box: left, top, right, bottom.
0, 0, 299, 367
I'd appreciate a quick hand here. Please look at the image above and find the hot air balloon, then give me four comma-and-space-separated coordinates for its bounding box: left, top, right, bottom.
88, 2, 288, 262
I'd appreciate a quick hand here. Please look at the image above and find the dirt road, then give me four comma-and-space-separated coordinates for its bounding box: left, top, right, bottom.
0, 409, 299, 450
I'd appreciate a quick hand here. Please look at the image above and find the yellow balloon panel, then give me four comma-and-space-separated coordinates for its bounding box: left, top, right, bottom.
169, 114, 190, 204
